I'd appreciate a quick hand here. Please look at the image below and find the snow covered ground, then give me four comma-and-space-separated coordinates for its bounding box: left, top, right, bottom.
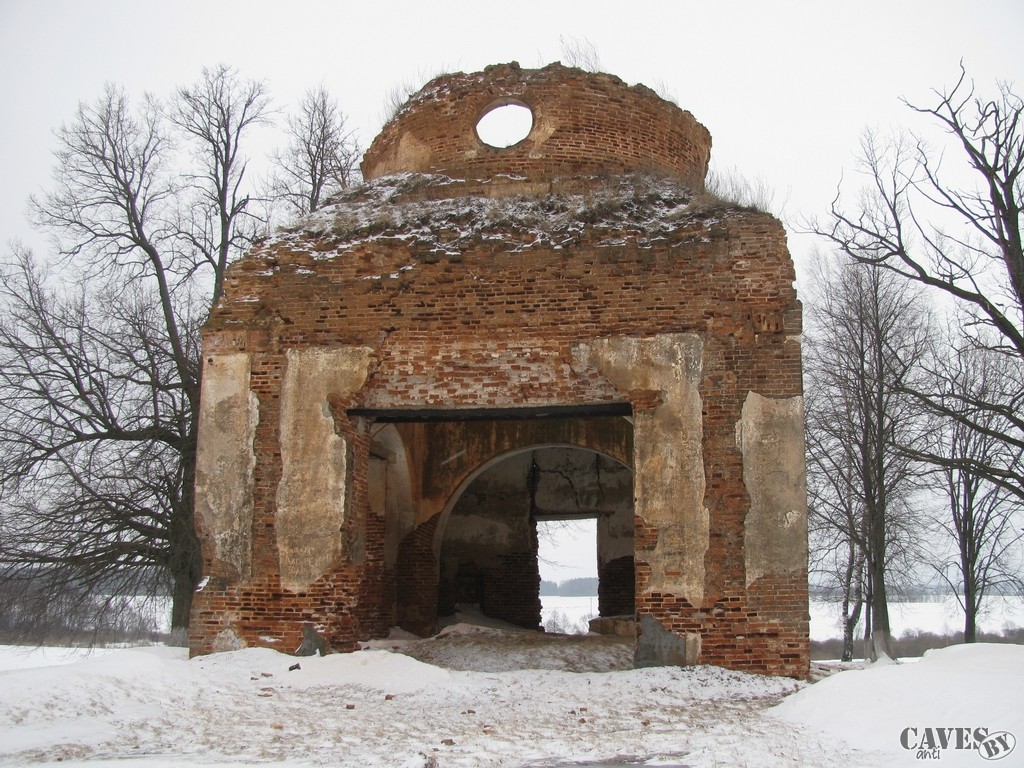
540, 595, 600, 634
773, 644, 1023, 766
1, 611, 1021, 767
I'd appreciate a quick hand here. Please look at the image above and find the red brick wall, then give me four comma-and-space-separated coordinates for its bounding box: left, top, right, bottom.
189, 371, 391, 656
208, 211, 799, 384
395, 515, 439, 635
483, 549, 542, 630
193, 205, 806, 675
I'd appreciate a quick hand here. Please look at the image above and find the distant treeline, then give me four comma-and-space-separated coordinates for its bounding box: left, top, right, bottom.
540, 577, 598, 596
810, 584, 1024, 601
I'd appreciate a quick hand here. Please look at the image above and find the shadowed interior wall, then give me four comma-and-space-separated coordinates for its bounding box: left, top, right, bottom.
437, 447, 632, 627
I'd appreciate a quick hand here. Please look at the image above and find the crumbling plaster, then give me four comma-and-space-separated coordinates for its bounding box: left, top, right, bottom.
275, 347, 374, 591
194, 352, 258, 579
575, 334, 708, 609
737, 392, 808, 587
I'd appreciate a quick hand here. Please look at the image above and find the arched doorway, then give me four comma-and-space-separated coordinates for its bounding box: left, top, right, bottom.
435, 446, 634, 629
381, 413, 634, 637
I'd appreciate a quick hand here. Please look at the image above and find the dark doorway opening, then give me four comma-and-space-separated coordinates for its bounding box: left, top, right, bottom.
436, 447, 634, 631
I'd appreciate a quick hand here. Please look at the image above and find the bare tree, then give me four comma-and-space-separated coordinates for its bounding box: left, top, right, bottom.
267, 85, 360, 218
925, 334, 1024, 641
0, 248, 190, 639
0, 65, 270, 641
813, 67, 1024, 503
804, 255, 933, 660
806, 376, 867, 661
170, 64, 271, 305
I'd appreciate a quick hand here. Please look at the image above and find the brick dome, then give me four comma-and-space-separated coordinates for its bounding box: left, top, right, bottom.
361, 62, 712, 188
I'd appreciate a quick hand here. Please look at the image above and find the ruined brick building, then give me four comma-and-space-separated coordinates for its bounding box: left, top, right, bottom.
189, 63, 809, 677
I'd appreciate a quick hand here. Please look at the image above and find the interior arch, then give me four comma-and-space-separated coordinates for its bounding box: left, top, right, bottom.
434, 445, 634, 629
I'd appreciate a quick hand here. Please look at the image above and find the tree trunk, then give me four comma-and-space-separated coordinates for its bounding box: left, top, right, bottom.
868, 586, 895, 661
867, 514, 896, 661
862, 584, 872, 651
170, 561, 197, 637
840, 541, 864, 662
168, 439, 202, 639
964, 605, 977, 643
963, 575, 978, 643
842, 601, 862, 662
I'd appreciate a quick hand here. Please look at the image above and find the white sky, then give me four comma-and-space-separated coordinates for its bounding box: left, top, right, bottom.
3, 0, 1022, 268
1, 1, 1021, 582
537, 518, 598, 583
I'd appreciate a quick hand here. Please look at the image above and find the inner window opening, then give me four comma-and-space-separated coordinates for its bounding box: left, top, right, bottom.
538, 517, 598, 634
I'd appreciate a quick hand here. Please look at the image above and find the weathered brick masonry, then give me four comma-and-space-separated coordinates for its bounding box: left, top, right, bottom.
190, 62, 809, 677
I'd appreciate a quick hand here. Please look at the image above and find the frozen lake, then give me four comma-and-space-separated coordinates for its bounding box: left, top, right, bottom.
542, 594, 1024, 640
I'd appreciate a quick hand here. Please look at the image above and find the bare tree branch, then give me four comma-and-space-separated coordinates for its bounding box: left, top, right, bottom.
809, 68, 1024, 504
924, 343, 1024, 641
267, 85, 360, 219
168, 64, 271, 305
0, 246, 198, 640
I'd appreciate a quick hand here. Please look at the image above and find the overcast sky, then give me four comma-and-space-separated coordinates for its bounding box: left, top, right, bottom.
2, 0, 1021, 580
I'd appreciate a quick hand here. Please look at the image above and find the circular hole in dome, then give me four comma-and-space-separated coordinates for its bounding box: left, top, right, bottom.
476, 101, 534, 149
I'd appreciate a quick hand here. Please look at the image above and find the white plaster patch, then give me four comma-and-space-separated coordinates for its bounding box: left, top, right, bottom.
212, 628, 246, 653
276, 347, 374, 592
737, 392, 808, 587
194, 353, 258, 579
576, 334, 708, 608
